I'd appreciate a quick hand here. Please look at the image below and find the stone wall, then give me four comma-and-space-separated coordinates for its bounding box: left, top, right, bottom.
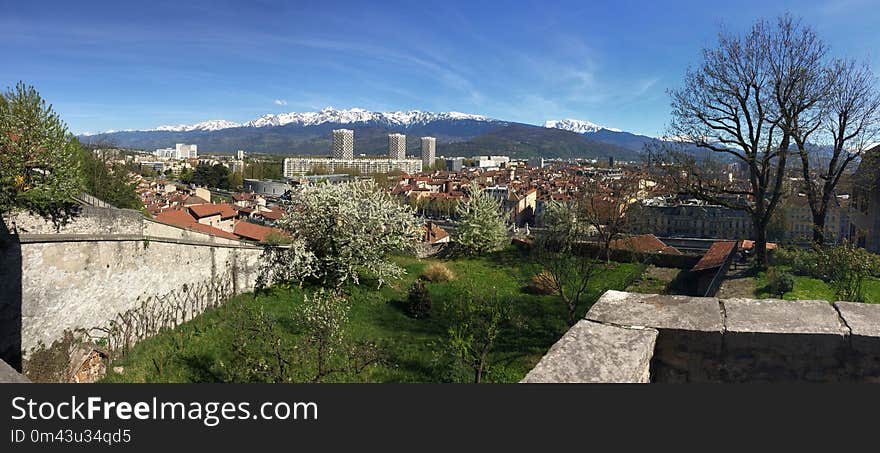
523, 290, 880, 383
0, 208, 264, 378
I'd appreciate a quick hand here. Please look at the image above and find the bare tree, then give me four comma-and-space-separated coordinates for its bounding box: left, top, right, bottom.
532, 200, 603, 327
661, 15, 828, 268
580, 176, 643, 262
791, 60, 880, 246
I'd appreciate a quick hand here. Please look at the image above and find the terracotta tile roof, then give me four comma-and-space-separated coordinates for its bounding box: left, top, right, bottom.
233, 221, 283, 242
190, 223, 241, 240
188, 203, 237, 219
739, 240, 778, 251
609, 234, 682, 255
422, 222, 450, 244
183, 195, 209, 206
155, 209, 196, 228
692, 241, 737, 272
258, 208, 284, 221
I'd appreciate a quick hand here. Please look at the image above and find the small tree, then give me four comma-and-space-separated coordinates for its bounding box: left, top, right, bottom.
406, 280, 432, 318
0, 82, 83, 220
442, 286, 511, 383
224, 290, 383, 383
766, 268, 795, 297
822, 242, 875, 302
454, 182, 508, 255
533, 200, 604, 326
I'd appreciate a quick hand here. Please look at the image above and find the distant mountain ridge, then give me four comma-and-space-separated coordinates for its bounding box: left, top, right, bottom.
78, 107, 660, 160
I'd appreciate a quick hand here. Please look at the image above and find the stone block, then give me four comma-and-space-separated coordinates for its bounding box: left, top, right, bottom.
0, 358, 29, 383
722, 298, 849, 382
521, 320, 658, 383
587, 291, 724, 382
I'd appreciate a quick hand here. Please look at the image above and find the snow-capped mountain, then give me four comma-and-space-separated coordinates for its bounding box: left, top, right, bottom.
544, 118, 621, 134
152, 119, 243, 132
137, 107, 494, 133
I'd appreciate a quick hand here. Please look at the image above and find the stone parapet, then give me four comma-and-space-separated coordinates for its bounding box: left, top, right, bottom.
524, 290, 880, 383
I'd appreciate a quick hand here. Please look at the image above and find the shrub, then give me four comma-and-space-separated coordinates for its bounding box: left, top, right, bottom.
766, 268, 794, 297
822, 242, 874, 302
406, 280, 432, 318
527, 271, 557, 295
423, 262, 454, 282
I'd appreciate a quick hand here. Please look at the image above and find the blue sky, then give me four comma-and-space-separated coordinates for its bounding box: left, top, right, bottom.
3, 0, 880, 136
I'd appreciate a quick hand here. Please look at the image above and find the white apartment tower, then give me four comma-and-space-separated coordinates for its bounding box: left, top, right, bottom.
420, 136, 436, 168
332, 129, 354, 159
175, 143, 197, 159
388, 133, 407, 160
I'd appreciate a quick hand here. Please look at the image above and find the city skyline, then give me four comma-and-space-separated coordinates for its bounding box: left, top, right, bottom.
4, 0, 880, 137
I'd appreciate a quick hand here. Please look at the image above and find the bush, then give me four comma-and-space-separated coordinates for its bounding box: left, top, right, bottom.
423, 262, 454, 282
766, 268, 794, 297
406, 280, 432, 318
527, 271, 557, 295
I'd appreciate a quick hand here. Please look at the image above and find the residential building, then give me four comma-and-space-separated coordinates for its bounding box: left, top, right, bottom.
389, 133, 406, 160
851, 147, 880, 252
639, 197, 753, 240
332, 129, 354, 159
283, 157, 422, 176
783, 194, 851, 244
420, 137, 436, 168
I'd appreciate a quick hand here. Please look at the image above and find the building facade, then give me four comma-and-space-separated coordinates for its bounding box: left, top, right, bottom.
389, 133, 407, 160
332, 129, 354, 159
420, 136, 436, 168
283, 157, 422, 177
851, 147, 880, 252
639, 197, 753, 240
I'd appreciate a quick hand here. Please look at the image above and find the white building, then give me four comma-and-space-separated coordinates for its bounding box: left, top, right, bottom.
237, 150, 246, 160
332, 129, 354, 159
420, 137, 436, 168
476, 155, 510, 169
154, 143, 198, 160
283, 157, 422, 177
389, 133, 407, 160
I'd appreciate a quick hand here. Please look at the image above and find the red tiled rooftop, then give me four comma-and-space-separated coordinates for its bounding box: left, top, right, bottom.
189, 203, 237, 219
692, 241, 737, 272
609, 234, 682, 255
189, 223, 240, 240
233, 221, 283, 242
155, 209, 196, 228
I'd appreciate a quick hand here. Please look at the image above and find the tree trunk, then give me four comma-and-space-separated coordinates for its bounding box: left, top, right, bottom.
754, 223, 769, 270
812, 214, 826, 247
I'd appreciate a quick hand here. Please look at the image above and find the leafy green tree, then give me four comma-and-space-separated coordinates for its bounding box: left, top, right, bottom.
533, 201, 604, 326
223, 290, 383, 383
822, 241, 876, 302
0, 82, 83, 219
454, 182, 508, 255
78, 148, 143, 210
441, 286, 511, 383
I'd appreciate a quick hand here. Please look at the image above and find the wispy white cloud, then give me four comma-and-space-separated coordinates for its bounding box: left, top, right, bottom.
273, 99, 287, 106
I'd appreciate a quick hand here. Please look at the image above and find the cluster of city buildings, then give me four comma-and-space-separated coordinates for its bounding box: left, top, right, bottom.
282, 129, 426, 177
134, 176, 286, 243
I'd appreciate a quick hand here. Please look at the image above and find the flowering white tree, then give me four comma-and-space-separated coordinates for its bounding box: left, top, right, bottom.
454, 182, 509, 255
263, 180, 422, 289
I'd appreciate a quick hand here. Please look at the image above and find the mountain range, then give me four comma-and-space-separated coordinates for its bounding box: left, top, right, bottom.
79, 107, 663, 160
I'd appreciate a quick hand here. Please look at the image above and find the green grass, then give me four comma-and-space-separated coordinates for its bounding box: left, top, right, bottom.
755, 266, 880, 303
102, 248, 643, 383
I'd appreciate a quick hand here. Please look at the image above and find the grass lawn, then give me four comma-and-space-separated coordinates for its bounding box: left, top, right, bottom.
755, 267, 880, 303
102, 248, 644, 383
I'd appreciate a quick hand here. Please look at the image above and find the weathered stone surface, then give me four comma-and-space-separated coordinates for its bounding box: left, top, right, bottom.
521, 320, 657, 383
722, 298, 849, 382
723, 298, 848, 335
835, 302, 880, 380
587, 290, 722, 332
0, 207, 264, 377
835, 302, 880, 339
0, 358, 29, 383
587, 291, 724, 383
